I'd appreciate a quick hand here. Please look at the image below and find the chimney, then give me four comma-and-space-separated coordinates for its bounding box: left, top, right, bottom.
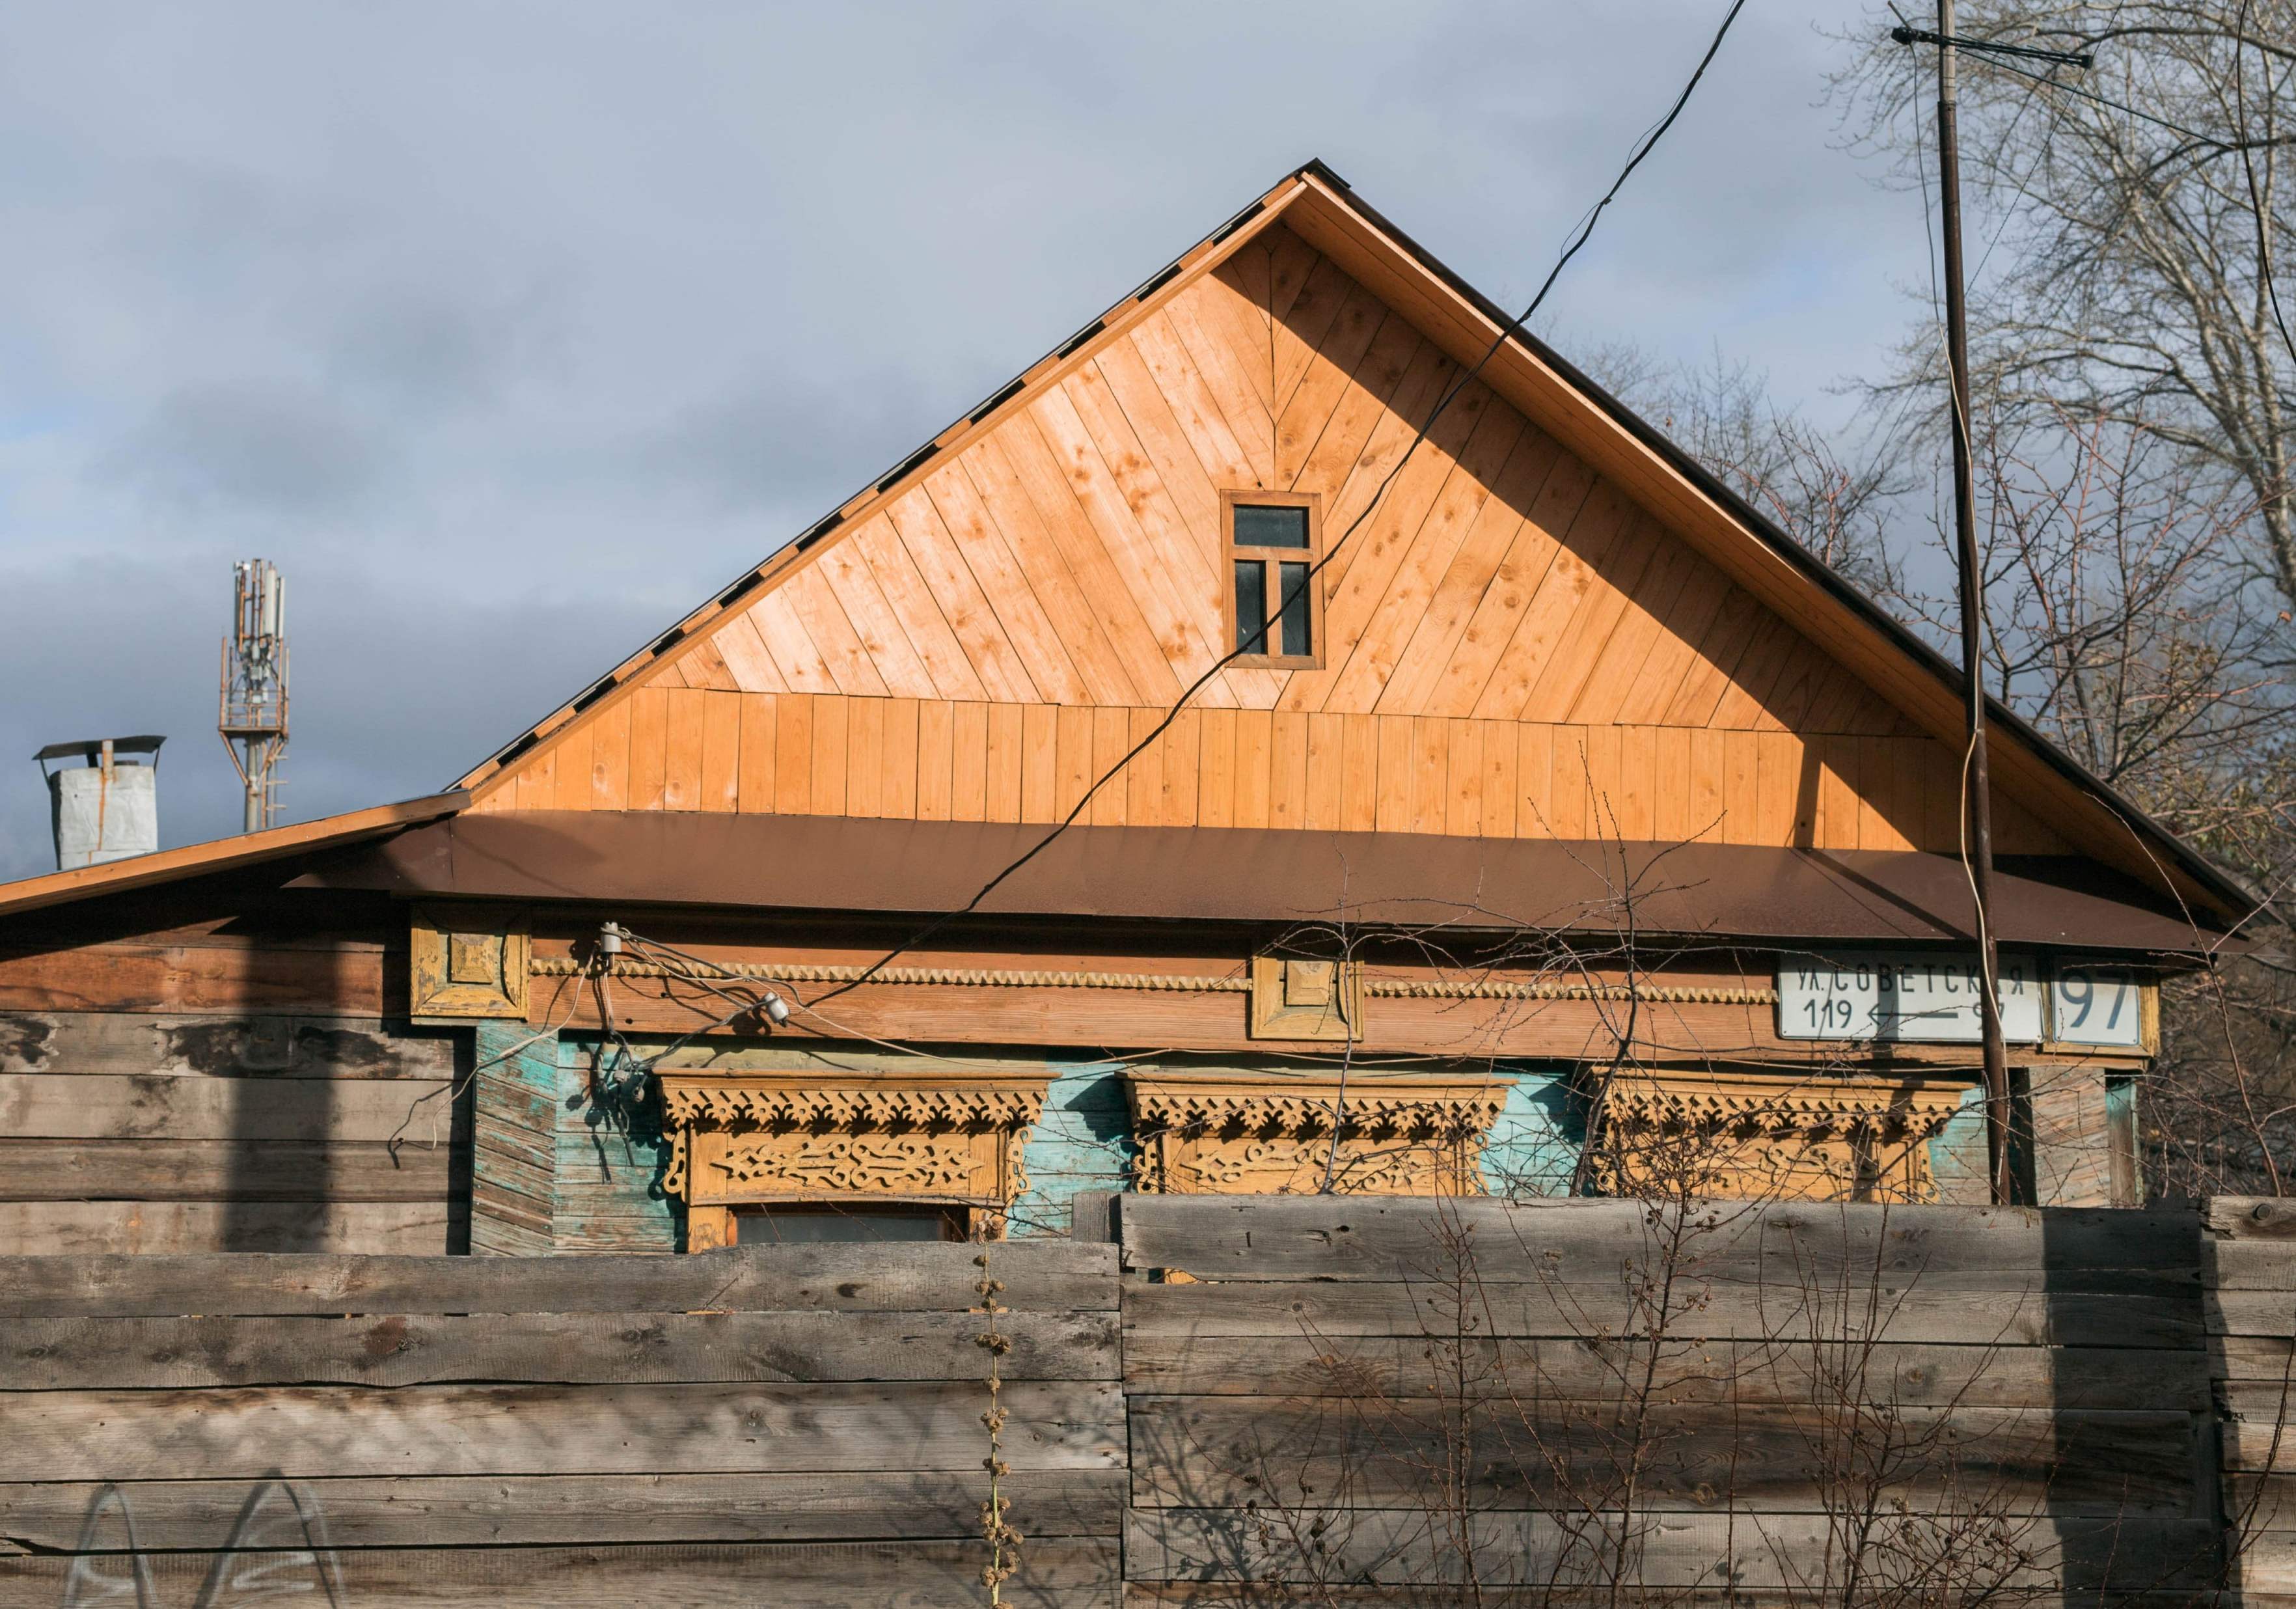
36, 736, 165, 869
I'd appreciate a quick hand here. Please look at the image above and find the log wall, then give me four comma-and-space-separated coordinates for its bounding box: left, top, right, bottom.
3, 1198, 2293, 1603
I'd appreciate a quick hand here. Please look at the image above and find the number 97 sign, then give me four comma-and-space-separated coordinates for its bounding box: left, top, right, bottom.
2048, 964, 2144, 1048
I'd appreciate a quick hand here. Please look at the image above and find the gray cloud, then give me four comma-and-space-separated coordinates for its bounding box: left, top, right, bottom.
0, 1, 1929, 879
639, 367, 959, 516
104, 382, 379, 514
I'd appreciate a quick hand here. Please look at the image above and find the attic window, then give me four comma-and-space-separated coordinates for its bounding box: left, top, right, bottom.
1223, 492, 1322, 667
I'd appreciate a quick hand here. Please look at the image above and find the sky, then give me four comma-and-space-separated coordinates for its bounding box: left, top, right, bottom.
0, 2, 1930, 878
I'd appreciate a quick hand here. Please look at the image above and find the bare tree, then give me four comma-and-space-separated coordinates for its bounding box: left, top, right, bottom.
1835, 1, 2296, 605
1587, 343, 1909, 596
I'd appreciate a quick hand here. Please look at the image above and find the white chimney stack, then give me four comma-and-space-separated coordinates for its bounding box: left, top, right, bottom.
36, 736, 164, 869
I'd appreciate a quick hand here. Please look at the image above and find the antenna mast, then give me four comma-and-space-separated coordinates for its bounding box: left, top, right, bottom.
218, 559, 289, 834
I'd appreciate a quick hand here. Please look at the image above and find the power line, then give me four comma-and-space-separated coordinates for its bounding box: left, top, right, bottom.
1988, 43, 2293, 152
811, 0, 1753, 1007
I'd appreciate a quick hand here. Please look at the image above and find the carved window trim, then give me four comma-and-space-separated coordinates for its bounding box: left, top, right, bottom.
1589, 1069, 1975, 1203
1125, 1069, 1506, 1197
657, 1067, 1049, 1250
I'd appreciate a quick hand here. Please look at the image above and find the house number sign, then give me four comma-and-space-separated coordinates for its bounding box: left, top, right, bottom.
1777, 954, 2144, 1047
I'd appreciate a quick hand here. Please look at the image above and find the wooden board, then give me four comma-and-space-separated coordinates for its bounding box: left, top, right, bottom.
1, 1379, 1124, 1481
0, 1241, 1119, 1317
0, 1011, 458, 1080
1, 1309, 1119, 1388
1125, 1396, 2199, 1516
1123, 1280, 2203, 1349
0, 1199, 454, 1256
1117, 1196, 2205, 1282
0, 1071, 450, 1141
0, 1470, 1124, 1550
1125, 1507, 2214, 1591
0, 941, 388, 1017
0, 1539, 1121, 1608
0, 1138, 447, 1202
1119, 1333, 2208, 1409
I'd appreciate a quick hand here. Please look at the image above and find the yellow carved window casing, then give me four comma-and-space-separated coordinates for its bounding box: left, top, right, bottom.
1126, 1070, 1505, 1196
658, 1067, 1049, 1250
1589, 1070, 1973, 1203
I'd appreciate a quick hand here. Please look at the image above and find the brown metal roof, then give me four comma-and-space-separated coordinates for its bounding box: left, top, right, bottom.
289, 810, 2230, 957
0, 791, 468, 920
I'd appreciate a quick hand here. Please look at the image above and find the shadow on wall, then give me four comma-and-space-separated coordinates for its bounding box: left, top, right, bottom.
2042, 1201, 2216, 1597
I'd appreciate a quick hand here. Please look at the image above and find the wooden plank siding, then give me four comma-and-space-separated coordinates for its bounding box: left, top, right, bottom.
467, 223, 2067, 857
479, 691, 2060, 853
0, 1006, 465, 1256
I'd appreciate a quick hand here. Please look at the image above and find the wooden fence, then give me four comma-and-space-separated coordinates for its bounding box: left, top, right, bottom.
2, 1198, 2293, 1605
0, 1243, 1124, 1606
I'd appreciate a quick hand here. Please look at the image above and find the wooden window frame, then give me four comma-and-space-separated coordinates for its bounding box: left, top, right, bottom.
1221, 489, 1324, 670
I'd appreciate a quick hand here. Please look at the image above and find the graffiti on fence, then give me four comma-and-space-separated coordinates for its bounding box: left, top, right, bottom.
61, 1476, 343, 1607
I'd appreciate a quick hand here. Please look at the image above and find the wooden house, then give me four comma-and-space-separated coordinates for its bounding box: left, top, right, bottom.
0, 163, 2247, 1256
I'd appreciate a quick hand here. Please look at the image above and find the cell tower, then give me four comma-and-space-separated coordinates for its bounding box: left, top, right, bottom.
218, 559, 289, 833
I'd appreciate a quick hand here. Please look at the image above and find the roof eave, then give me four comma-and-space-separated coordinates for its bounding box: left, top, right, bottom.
0, 790, 469, 920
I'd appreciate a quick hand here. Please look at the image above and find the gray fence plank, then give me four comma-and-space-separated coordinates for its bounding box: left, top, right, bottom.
0, 1138, 446, 1202
0, 1471, 1125, 1550
0, 1539, 1121, 1608
0, 1010, 458, 1080
1125, 1396, 2199, 1517
1123, 1508, 2216, 1592
1125, 1279, 2204, 1348
1121, 1332, 2208, 1409
1, 1309, 1119, 1388
0, 1241, 1118, 1317
2, 1379, 1124, 1483
1117, 1197, 2204, 1283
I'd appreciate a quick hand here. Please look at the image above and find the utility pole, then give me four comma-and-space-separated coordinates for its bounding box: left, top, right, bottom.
1933, 0, 2017, 1207
1891, 6, 2086, 1205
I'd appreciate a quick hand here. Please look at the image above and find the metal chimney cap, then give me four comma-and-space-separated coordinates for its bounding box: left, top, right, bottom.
33, 736, 166, 766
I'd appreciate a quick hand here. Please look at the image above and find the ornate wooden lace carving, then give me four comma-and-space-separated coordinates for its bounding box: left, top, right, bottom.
1127, 1074, 1507, 1196
662, 1082, 1039, 1133
1591, 1071, 1973, 1203
659, 1071, 1047, 1235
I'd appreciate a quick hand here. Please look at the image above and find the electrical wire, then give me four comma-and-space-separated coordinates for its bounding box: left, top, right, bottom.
1982, 44, 2295, 153
809, 0, 1753, 1008
385, 961, 594, 1155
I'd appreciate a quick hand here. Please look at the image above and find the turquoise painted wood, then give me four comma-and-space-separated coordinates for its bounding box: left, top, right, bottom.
1480, 1069, 1580, 1198
1928, 1084, 1992, 1205
1010, 1059, 1134, 1240
469, 1021, 558, 1256
555, 1036, 680, 1252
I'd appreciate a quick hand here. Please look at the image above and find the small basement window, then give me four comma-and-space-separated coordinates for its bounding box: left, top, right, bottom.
1223, 491, 1322, 667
